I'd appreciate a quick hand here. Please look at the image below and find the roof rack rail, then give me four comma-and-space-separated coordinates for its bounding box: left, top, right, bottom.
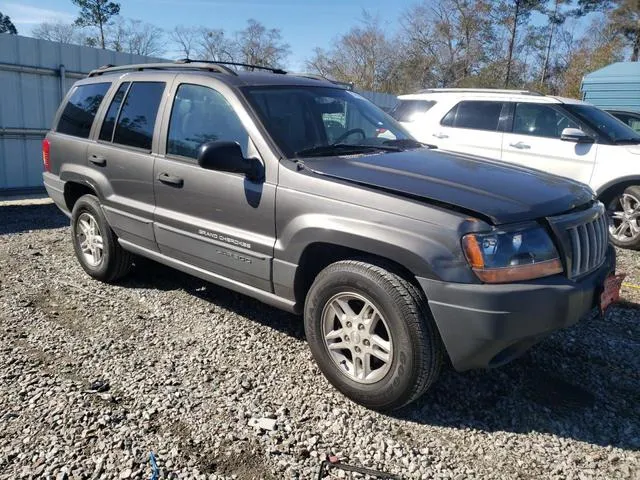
416, 88, 544, 96
291, 72, 354, 90
87, 61, 239, 77
176, 59, 287, 75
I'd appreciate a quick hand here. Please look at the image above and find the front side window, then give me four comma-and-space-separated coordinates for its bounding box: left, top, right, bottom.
57, 82, 111, 138
167, 84, 250, 159
513, 103, 579, 139
441, 101, 503, 131
243, 86, 410, 157
112, 82, 165, 150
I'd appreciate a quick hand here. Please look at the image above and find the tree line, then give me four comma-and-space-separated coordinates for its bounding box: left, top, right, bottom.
1, 0, 638, 98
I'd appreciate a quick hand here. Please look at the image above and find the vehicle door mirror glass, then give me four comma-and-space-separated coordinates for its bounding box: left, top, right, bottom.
560, 127, 594, 143
197, 141, 264, 182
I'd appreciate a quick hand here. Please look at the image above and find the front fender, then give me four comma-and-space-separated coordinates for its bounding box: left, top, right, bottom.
275, 213, 476, 283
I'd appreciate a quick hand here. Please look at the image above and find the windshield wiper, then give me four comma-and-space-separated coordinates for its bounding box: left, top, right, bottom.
382, 138, 436, 149
295, 143, 402, 158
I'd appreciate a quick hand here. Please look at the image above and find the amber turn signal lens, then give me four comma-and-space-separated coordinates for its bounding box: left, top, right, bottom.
472, 258, 563, 283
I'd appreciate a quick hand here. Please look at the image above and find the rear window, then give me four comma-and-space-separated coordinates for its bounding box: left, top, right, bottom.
441, 100, 503, 131
57, 83, 111, 138
391, 100, 436, 122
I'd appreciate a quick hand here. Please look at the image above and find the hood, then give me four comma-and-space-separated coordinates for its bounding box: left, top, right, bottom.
303, 148, 594, 225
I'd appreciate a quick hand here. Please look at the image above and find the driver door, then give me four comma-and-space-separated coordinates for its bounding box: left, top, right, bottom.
501, 102, 597, 184
153, 81, 276, 291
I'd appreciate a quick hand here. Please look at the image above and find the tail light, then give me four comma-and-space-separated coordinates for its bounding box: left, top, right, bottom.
42, 139, 50, 172
375, 128, 388, 137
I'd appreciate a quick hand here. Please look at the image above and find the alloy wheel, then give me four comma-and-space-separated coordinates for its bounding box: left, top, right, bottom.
321, 292, 393, 384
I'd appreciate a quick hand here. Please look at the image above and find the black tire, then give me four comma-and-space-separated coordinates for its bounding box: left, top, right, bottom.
607, 185, 640, 250
304, 260, 443, 411
71, 194, 132, 282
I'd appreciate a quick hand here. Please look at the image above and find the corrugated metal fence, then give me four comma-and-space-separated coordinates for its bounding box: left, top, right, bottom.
581, 62, 640, 112
0, 34, 398, 193
0, 34, 163, 193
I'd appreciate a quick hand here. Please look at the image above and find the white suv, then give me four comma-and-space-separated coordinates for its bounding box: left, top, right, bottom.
392, 89, 640, 249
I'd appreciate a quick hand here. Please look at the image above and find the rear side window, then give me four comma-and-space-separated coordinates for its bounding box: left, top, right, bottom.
112, 82, 165, 150
441, 101, 503, 131
99, 82, 130, 141
391, 100, 436, 122
57, 83, 111, 138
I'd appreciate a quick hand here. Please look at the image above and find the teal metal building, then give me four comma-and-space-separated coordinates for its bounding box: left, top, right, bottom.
581, 62, 640, 112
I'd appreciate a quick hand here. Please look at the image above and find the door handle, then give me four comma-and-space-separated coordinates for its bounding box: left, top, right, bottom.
509, 141, 531, 150
157, 172, 184, 187
89, 154, 106, 166
432, 133, 449, 139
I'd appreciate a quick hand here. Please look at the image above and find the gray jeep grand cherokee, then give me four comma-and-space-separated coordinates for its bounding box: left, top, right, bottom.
43, 61, 617, 410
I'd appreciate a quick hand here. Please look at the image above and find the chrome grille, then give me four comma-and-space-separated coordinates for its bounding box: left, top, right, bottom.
564, 209, 608, 278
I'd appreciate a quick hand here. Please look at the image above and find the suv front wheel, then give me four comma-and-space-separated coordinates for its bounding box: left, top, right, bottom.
71, 194, 133, 282
607, 186, 640, 250
304, 260, 443, 411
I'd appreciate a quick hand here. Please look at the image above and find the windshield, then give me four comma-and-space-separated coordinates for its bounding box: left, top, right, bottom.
243, 86, 412, 158
563, 104, 640, 144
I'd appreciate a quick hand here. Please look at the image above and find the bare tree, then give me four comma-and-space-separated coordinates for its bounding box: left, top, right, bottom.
32, 21, 85, 44
108, 17, 164, 56
307, 13, 399, 92
171, 25, 199, 59
196, 28, 236, 62
235, 19, 290, 67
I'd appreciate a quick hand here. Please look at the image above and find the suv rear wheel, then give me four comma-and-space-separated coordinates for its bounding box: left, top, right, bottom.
71, 194, 133, 282
607, 185, 640, 250
304, 260, 443, 411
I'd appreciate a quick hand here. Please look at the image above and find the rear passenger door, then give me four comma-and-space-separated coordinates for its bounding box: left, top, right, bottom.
152, 81, 275, 292
89, 80, 167, 251
432, 100, 506, 160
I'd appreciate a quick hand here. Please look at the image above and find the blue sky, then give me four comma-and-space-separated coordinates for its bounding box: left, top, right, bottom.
0, 0, 417, 70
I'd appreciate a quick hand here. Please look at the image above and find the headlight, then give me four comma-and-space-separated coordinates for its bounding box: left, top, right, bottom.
461, 226, 563, 283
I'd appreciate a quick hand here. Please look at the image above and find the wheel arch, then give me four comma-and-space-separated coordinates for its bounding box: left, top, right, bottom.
596, 176, 640, 204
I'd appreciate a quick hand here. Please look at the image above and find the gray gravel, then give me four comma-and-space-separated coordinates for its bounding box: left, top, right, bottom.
1, 200, 639, 480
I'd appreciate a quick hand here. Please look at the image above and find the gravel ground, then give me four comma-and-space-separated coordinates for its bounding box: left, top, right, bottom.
1, 200, 639, 480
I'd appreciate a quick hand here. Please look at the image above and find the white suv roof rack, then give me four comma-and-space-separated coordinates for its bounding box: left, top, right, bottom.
416, 88, 543, 96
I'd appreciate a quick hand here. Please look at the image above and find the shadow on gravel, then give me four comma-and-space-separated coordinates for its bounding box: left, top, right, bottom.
393, 307, 640, 451
0, 203, 68, 235
125, 258, 640, 452
123, 259, 305, 340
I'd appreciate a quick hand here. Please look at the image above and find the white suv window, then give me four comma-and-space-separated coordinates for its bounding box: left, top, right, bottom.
513, 103, 579, 139
440, 101, 503, 131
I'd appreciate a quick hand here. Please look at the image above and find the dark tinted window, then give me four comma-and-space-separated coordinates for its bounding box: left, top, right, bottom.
99, 82, 129, 141
444, 101, 503, 131
113, 82, 165, 150
57, 83, 110, 138
167, 84, 249, 159
564, 104, 640, 143
391, 100, 436, 122
513, 103, 579, 138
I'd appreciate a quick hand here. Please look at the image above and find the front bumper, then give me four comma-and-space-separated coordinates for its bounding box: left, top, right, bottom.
417, 246, 616, 371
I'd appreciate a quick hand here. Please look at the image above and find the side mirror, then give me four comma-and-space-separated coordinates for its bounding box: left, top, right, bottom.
197, 141, 264, 182
560, 128, 594, 144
